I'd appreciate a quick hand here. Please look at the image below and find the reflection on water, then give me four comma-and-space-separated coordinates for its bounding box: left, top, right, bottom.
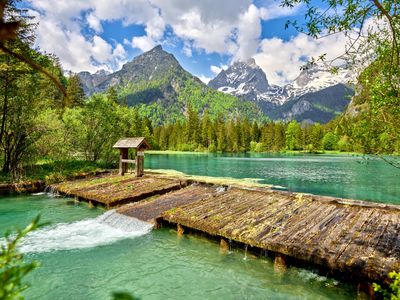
146, 153, 400, 204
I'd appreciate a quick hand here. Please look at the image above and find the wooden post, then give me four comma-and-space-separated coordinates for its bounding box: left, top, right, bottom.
135, 150, 144, 177
177, 224, 184, 236
274, 253, 287, 273
220, 238, 229, 253
357, 282, 374, 300
119, 148, 128, 175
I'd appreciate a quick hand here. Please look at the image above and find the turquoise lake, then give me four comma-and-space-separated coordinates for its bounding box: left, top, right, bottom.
146, 153, 400, 204
2, 153, 399, 299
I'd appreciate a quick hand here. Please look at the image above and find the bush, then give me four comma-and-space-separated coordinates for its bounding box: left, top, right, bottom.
322, 132, 339, 150
1, 217, 41, 299
373, 271, 400, 299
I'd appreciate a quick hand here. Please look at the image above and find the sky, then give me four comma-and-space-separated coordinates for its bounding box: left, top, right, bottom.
24, 0, 351, 86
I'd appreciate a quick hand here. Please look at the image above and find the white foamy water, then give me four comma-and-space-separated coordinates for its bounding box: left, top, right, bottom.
19, 210, 153, 253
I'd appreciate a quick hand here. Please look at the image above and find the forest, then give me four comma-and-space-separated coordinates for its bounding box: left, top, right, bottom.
0, 0, 399, 183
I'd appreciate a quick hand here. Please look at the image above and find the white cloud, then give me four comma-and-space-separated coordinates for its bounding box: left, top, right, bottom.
131, 36, 156, 52
210, 64, 228, 75
34, 14, 127, 73
87, 13, 102, 33
259, 2, 302, 20
254, 33, 348, 85
197, 74, 212, 84
28, 0, 308, 75
30, 0, 160, 73
183, 42, 193, 57
233, 4, 262, 61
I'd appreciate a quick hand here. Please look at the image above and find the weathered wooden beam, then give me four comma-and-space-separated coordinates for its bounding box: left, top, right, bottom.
220, 238, 229, 253
274, 253, 287, 273
136, 154, 144, 177
357, 282, 375, 300
177, 224, 184, 237
119, 148, 128, 175
121, 159, 136, 164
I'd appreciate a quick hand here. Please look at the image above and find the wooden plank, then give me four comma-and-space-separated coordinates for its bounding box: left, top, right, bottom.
161, 186, 400, 283
121, 159, 136, 164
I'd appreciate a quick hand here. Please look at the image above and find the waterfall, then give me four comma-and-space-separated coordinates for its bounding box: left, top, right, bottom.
19, 210, 153, 253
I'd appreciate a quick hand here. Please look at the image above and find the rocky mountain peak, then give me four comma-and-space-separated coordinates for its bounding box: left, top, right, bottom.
209, 58, 270, 100
78, 45, 188, 94
208, 60, 355, 123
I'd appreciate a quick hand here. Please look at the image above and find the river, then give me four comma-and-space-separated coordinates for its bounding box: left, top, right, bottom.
2, 153, 399, 299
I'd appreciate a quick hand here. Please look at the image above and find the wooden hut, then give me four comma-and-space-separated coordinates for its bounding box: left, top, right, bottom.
113, 137, 150, 177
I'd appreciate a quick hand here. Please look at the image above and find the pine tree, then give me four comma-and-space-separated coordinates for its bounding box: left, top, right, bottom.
201, 109, 211, 147
285, 121, 302, 150
66, 74, 85, 107
107, 86, 118, 104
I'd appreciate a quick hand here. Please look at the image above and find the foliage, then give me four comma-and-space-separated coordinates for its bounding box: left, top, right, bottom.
118, 76, 266, 125
0, 0, 67, 179
373, 271, 400, 299
0, 216, 41, 300
66, 74, 85, 107
0, 159, 110, 184
281, 0, 399, 167
285, 121, 302, 150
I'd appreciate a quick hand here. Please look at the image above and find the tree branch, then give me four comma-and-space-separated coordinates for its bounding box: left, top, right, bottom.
0, 43, 68, 98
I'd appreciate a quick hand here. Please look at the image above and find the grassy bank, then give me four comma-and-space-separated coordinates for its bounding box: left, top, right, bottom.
0, 159, 113, 184
147, 169, 271, 188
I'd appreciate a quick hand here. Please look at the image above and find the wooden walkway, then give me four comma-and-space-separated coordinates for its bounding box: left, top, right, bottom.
160, 186, 400, 283
53, 174, 400, 284
53, 174, 187, 208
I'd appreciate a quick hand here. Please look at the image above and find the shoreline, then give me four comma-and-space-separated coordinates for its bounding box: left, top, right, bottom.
146, 150, 366, 156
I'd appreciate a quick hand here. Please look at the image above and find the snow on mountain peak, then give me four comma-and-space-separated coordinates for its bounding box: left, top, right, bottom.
209, 60, 354, 108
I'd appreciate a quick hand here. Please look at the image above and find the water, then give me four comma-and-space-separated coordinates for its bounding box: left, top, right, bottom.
145, 153, 400, 204
0, 194, 356, 299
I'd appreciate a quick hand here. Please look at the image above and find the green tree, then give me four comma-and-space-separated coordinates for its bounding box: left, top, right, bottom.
200, 109, 211, 148
184, 105, 200, 147
66, 74, 85, 107
285, 120, 302, 150
309, 123, 324, 150
63, 94, 122, 162
322, 132, 339, 150
107, 86, 118, 104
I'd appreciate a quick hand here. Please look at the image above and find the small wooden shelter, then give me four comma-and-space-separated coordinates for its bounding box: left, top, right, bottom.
113, 137, 150, 177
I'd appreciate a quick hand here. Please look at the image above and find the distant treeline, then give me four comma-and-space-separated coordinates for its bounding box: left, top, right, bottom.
151, 105, 399, 154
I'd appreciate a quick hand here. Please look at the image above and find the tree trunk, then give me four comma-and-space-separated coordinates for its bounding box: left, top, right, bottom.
0, 75, 9, 146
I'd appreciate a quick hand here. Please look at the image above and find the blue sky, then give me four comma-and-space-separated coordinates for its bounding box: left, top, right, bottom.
26, 0, 347, 85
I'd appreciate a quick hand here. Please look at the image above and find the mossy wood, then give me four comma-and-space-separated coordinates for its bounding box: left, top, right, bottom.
160, 186, 400, 284
53, 174, 185, 208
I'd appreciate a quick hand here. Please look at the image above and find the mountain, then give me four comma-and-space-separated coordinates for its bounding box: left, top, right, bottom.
78, 46, 264, 124
208, 60, 355, 123
78, 69, 110, 95
208, 59, 287, 111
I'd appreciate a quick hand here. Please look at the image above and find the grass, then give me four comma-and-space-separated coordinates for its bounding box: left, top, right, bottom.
0, 159, 115, 184
146, 169, 271, 188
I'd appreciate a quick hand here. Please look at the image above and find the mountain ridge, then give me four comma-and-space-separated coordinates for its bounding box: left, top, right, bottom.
78, 45, 265, 125
208, 59, 355, 123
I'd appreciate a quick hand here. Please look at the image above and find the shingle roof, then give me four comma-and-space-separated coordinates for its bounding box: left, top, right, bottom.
113, 137, 150, 149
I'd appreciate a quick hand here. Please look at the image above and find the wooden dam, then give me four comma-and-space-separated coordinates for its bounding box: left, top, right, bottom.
53, 172, 400, 290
